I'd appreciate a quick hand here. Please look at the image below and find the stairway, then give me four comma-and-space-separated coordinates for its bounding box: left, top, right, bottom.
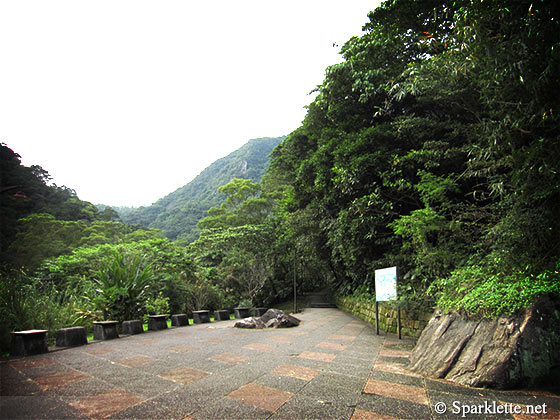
306, 290, 337, 308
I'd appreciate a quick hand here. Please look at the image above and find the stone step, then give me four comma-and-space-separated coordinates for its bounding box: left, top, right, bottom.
308, 303, 337, 308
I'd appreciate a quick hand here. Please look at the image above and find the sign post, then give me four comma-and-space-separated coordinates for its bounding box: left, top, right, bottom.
374, 266, 400, 339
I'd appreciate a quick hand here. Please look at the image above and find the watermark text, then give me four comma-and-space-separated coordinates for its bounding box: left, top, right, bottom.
433, 400, 548, 417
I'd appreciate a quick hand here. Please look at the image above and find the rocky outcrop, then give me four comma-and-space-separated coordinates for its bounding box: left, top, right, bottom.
409, 296, 560, 389
234, 309, 300, 329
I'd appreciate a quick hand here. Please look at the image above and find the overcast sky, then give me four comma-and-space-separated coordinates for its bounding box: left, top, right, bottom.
1, 1, 382, 207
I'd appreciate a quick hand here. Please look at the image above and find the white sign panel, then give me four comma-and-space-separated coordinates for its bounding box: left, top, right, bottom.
375, 266, 397, 301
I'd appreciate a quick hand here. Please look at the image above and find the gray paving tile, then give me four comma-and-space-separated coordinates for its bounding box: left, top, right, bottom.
358, 392, 432, 420
0, 396, 88, 419
270, 394, 354, 420
2, 308, 554, 420
299, 372, 364, 406
368, 369, 424, 388
192, 395, 271, 420
254, 372, 310, 394
424, 378, 496, 398
148, 387, 215, 418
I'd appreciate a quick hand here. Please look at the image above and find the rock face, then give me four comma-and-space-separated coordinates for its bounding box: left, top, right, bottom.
234, 309, 300, 329
409, 296, 560, 389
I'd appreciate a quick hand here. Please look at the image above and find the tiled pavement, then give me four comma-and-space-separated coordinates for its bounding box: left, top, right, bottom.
1, 308, 559, 420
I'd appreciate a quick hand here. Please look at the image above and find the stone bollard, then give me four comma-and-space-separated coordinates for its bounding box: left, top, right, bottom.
10, 330, 49, 357
122, 320, 143, 335
234, 307, 250, 319
148, 315, 168, 331
93, 321, 119, 340
192, 310, 211, 324
56, 327, 87, 347
171, 314, 189, 327
214, 310, 230, 321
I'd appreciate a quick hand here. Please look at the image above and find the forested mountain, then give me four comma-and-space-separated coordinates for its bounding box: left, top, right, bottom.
1, 144, 105, 265
116, 136, 284, 241
0, 143, 163, 270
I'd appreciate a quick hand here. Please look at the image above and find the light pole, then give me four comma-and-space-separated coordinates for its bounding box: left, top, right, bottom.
293, 248, 297, 313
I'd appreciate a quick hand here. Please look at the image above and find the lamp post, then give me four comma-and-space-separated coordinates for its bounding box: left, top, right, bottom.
293, 248, 297, 313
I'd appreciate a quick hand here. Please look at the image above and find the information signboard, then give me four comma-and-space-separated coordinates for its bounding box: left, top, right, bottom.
374, 266, 397, 301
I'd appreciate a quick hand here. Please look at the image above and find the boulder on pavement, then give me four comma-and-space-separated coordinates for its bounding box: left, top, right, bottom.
234, 317, 266, 329
233, 309, 300, 329
260, 309, 300, 328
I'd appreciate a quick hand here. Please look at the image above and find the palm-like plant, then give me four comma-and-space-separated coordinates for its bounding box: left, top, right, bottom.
93, 252, 154, 322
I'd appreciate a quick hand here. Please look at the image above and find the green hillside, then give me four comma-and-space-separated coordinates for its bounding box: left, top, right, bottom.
117, 136, 284, 241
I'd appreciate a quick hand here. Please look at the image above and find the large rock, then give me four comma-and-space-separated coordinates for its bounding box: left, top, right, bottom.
233, 309, 300, 329
234, 317, 266, 329
409, 296, 560, 389
260, 309, 300, 328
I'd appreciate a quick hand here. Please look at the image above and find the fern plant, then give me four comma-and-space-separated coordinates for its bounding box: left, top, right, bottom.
93, 252, 154, 322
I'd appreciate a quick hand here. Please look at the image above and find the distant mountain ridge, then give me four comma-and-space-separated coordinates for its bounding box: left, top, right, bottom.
117, 136, 285, 241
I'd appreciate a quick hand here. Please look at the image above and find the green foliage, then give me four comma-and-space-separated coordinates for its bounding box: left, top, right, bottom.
0, 270, 85, 352
265, 0, 559, 316
7, 213, 162, 270
144, 293, 170, 319
430, 259, 560, 318
92, 252, 154, 322
184, 277, 229, 312
198, 178, 273, 230
194, 223, 279, 305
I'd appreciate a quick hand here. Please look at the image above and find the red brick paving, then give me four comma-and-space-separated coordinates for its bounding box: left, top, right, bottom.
315, 341, 347, 351
298, 351, 337, 362
69, 388, 145, 420
379, 348, 410, 358
269, 335, 294, 343
34, 370, 89, 390
374, 360, 421, 377
272, 364, 320, 381
209, 352, 249, 364
136, 338, 158, 346
284, 330, 308, 335
364, 379, 428, 405
227, 383, 294, 412
351, 408, 400, 420
203, 337, 228, 343
169, 345, 200, 353
242, 343, 275, 352
9, 357, 55, 370
159, 366, 211, 385
329, 334, 356, 341
114, 355, 157, 367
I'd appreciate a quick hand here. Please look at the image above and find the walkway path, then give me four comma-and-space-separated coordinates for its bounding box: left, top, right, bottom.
1, 308, 558, 419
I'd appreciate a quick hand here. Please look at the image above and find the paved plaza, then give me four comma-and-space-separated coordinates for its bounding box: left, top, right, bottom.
1, 308, 559, 419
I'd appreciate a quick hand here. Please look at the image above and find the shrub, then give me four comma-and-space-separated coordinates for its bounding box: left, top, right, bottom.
0, 270, 81, 352
429, 259, 560, 318
92, 252, 154, 322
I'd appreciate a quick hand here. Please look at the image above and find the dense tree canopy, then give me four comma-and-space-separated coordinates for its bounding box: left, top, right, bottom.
266, 0, 559, 312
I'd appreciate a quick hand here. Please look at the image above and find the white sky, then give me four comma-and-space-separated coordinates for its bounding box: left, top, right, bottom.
1, 0, 381, 207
